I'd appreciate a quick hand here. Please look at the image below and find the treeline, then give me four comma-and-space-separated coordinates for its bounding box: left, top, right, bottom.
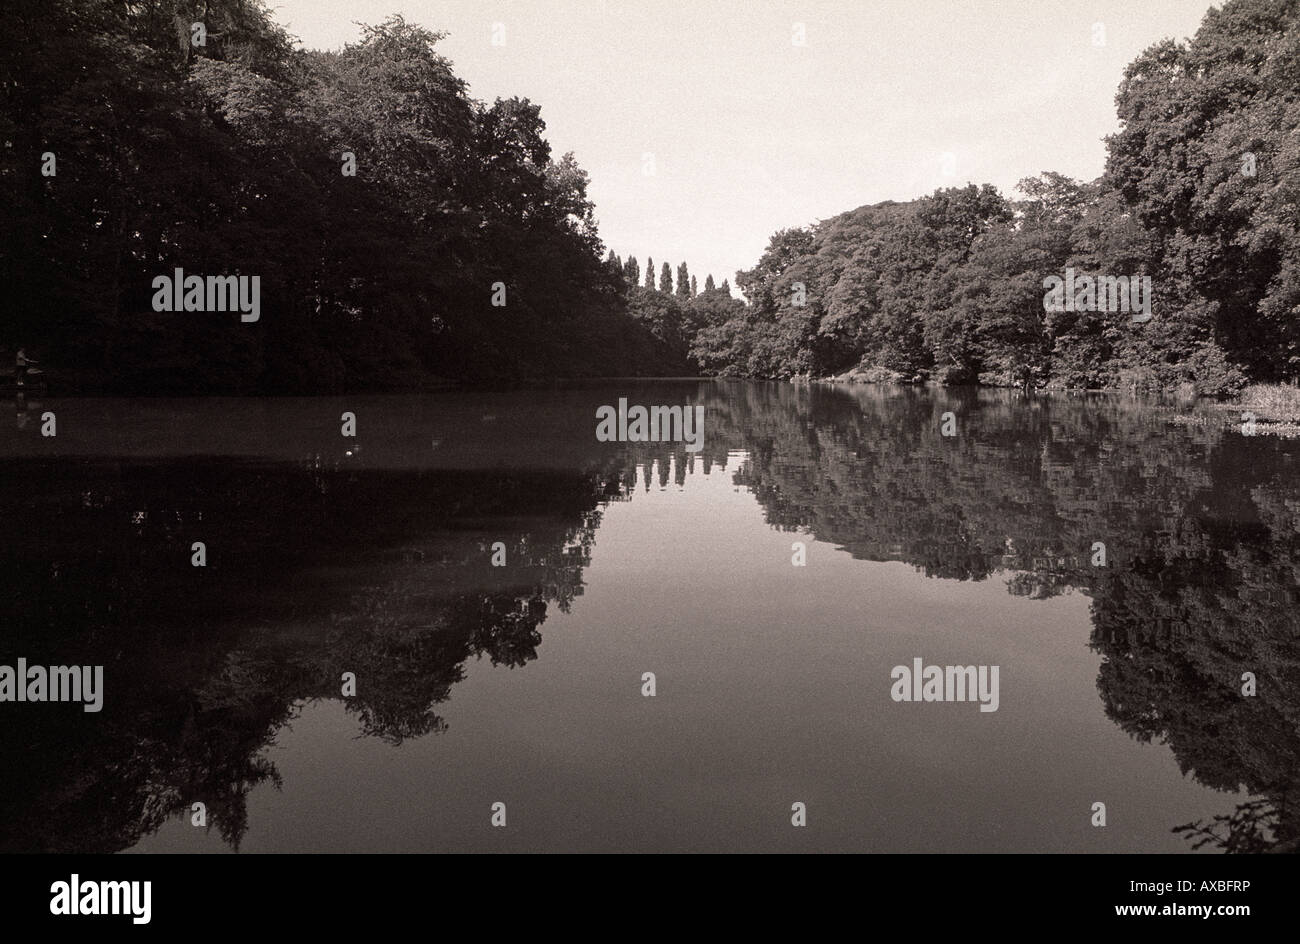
601, 251, 746, 370
692, 0, 1300, 395
604, 251, 733, 300
6, 0, 1297, 394
0, 0, 685, 392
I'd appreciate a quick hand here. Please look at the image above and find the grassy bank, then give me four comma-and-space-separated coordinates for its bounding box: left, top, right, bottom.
1221, 383, 1300, 437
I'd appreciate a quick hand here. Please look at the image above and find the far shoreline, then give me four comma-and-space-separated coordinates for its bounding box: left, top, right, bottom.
11, 370, 1300, 437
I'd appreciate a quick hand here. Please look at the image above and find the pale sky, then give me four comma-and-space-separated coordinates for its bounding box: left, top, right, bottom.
269, 0, 1216, 289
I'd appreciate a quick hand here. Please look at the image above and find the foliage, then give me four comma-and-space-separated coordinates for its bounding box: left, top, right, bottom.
0, 1, 681, 390
692, 0, 1300, 393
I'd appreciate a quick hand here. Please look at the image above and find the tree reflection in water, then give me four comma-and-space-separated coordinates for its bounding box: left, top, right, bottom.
1, 384, 1296, 851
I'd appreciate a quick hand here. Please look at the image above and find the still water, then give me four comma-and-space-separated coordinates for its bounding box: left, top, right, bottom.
1, 381, 1296, 853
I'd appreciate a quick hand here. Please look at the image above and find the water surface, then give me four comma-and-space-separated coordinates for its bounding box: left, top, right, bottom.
2, 382, 1295, 853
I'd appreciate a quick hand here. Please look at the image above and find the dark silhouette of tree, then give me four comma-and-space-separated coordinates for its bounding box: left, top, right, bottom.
0, 3, 678, 391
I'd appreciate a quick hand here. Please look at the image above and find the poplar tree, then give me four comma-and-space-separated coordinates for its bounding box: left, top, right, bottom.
705, 274, 716, 292
659, 261, 672, 293
676, 262, 690, 299
645, 257, 655, 289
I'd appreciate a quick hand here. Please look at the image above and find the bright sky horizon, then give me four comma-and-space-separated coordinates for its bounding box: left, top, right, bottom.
270, 0, 1217, 289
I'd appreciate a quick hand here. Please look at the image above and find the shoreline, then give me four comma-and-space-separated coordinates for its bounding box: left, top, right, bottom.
11, 370, 1300, 440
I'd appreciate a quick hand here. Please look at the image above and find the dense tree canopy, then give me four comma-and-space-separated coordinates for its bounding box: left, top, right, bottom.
3, 0, 1296, 394
0, 0, 684, 391
691, 0, 1300, 394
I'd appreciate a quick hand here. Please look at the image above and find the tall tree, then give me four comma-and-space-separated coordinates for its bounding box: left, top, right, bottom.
690, 275, 698, 296
659, 261, 673, 293
1105, 0, 1300, 382
645, 257, 655, 290
704, 274, 716, 292
676, 262, 691, 299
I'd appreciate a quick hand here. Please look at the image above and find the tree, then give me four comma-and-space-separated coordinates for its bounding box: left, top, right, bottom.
645, 257, 655, 290
1104, 0, 1300, 383
676, 262, 691, 299
659, 261, 673, 293
735, 228, 815, 311
705, 274, 715, 292
628, 287, 687, 355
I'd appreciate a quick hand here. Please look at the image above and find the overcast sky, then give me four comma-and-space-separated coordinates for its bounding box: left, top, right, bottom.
269, 0, 1215, 288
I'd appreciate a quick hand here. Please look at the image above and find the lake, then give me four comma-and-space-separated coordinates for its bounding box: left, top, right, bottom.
1, 381, 1296, 853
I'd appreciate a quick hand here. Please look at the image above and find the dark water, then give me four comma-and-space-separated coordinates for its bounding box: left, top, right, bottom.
1, 381, 1297, 853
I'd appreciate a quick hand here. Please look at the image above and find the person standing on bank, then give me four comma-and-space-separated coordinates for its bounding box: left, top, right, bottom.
15, 348, 36, 386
